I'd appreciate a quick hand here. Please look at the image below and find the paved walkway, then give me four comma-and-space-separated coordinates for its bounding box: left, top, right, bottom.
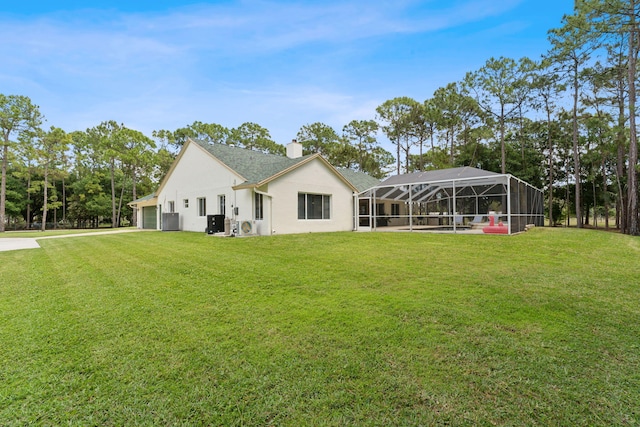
0, 238, 41, 252
0, 229, 143, 252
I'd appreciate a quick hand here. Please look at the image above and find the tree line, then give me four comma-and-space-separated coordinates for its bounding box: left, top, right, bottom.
0, 0, 638, 235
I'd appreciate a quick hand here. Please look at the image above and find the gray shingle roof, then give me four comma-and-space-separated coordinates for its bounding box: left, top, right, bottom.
193, 139, 313, 185
192, 139, 379, 191
336, 168, 381, 192
379, 166, 500, 187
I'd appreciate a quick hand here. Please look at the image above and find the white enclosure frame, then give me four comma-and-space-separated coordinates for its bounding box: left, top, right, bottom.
356, 168, 544, 234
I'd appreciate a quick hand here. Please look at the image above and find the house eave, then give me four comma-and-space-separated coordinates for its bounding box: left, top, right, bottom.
128, 195, 158, 208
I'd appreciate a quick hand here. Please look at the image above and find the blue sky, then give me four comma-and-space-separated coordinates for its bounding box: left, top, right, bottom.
1, 1, 574, 147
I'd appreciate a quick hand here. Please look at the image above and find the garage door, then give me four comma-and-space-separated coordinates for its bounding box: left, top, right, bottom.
142, 206, 157, 229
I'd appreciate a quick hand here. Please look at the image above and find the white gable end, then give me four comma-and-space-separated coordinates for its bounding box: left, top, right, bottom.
157, 142, 244, 232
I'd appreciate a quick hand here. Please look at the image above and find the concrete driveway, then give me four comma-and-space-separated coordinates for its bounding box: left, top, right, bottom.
0, 229, 143, 252
0, 238, 41, 252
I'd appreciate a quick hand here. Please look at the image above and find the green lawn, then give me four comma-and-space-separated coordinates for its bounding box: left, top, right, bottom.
1, 228, 638, 426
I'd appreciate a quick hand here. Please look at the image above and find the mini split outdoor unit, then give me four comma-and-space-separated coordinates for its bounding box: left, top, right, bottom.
238, 220, 256, 236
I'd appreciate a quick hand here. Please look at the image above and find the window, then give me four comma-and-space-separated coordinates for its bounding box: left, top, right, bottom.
183, 199, 189, 208
255, 193, 264, 220
391, 203, 400, 216
168, 201, 175, 213
376, 203, 385, 216
197, 197, 206, 216
218, 195, 226, 216
298, 193, 331, 220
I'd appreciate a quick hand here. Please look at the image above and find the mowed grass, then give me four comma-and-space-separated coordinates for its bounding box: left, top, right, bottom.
0, 229, 638, 426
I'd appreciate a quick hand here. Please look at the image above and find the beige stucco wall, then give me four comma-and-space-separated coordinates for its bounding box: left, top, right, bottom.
267, 159, 355, 235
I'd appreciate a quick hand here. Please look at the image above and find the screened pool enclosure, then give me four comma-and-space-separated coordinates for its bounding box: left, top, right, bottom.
356, 167, 544, 234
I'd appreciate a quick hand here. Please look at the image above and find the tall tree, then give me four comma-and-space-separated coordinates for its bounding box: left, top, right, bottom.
530, 64, 565, 226
604, 39, 632, 231
87, 121, 124, 228
120, 128, 155, 227
405, 103, 430, 171
151, 146, 176, 184
587, 0, 639, 234
422, 99, 441, 152
153, 122, 230, 152
342, 120, 378, 159
66, 173, 111, 228
36, 127, 71, 231
296, 122, 341, 156
152, 129, 180, 152
186, 121, 230, 145
0, 94, 43, 232
548, 12, 595, 228
342, 120, 392, 178
464, 57, 532, 174
13, 138, 39, 228
580, 63, 619, 228
230, 122, 284, 155
432, 83, 465, 166
376, 97, 417, 174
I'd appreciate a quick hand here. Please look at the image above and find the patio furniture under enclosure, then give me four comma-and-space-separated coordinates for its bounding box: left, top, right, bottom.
356, 167, 544, 234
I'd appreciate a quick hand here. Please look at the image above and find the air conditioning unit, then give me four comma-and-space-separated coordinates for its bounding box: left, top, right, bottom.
239, 220, 256, 236
162, 212, 180, 231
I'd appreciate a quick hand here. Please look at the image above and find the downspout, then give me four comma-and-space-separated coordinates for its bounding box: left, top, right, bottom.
254, 188, 273, 236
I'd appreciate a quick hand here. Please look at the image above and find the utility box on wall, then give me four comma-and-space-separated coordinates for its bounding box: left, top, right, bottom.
162, 212, 180, 231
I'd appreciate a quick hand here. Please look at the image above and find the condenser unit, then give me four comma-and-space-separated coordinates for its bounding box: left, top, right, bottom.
161, 212, 180, 231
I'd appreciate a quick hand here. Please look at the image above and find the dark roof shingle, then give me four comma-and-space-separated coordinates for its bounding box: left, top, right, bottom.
193, 139, 312, 185
192, 139, 379, 191
379, 166, 500, 187
336, 168, 381, 192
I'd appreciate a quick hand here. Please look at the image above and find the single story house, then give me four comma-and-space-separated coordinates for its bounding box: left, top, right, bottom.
130, 138, 379, 235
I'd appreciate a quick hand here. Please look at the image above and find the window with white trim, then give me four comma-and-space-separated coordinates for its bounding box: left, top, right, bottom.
255, 193, 264, 220
298, 193, 331, 220
197, 197, 206, 216
218, 195, 226, 216
183, 199, 189, 208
